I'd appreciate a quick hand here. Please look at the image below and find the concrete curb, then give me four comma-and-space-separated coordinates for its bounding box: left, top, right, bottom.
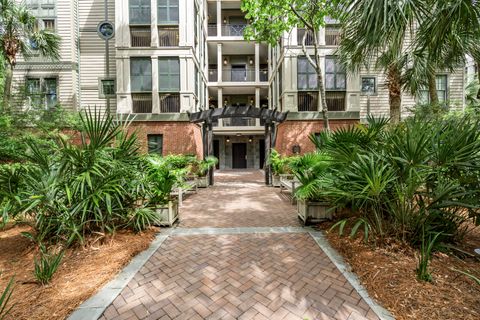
68, 230, 172, 320
171, 226, 312, 235
309, 231, 396, 320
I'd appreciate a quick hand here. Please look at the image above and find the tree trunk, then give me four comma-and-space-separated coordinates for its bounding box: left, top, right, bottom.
316, 66, 330, 131
427, 73, 439, 105
2, 64, 14, 113
387, 64, 402, 123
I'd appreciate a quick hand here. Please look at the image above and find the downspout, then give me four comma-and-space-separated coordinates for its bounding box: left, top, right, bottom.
76, 0, 82, 110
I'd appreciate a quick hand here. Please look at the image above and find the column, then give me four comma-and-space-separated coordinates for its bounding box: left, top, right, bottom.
151, 57, 160, 113
255, 87, 260, 126
217, 43, 223, 82
217, 88, 223, 127
116, 0, 130, 47
216, 0, 222, 37
255, 43, 260, 83
151, 0, 159, 47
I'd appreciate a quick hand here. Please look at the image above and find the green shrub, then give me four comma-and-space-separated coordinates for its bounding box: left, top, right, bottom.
416, 230, 441, 282
34, 245, 64, 285
268, 149, 296, 175
0, 277, 14, 320
128, 207, 158, 233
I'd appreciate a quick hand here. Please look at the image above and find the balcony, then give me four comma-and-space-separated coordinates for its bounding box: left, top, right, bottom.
208, 24, 217, 36
297, 28, 314, 46
325, 26, 341, 46
159, 93, 180, 113
209, 69, 218, 82
297, 91, 346, 112
222, 24, 246, 37
130, 26, 151, 47
132, 93, 153, 113
223, 69, 255, 82
223, 118, 257, 127
158, 27, 179, 46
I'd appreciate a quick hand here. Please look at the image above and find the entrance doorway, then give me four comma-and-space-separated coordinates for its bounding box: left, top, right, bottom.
213, 140, 220, 169
259, 139, 265, 169
232, 143, 247, 169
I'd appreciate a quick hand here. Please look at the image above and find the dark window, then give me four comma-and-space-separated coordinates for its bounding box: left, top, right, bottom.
297, 57, 317, 90
325, 56, 346, 90
158, 57, 180, 92
43, 19, 55, 31
26, 77, 57, 109
130, 0, 151, 25
418, 75, 448, 104
361, 77, 376, 95
100, 79, 116, 98
148, 135, 163, 155
131, 58, 152, 92
158, 0, 179, 25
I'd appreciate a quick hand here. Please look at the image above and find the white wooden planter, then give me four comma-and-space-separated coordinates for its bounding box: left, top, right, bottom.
197, 176, 209, 188
297, 199, 332, 225
272, 174, 281, 187
154, 201, 179, 227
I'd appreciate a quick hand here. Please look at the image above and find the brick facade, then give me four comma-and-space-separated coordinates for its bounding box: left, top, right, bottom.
130, 122, 203, 158
275, 119, 359, 156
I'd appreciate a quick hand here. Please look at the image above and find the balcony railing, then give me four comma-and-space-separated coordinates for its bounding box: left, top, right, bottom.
208, 24, 217, 36
209, 69, 218, 82
132, 93, 153, 113
222, 69, 255, 82
325, 91, 346, 111
325, 26, 341, 46
223, 118, 257, 127
222, 24, 247, 37
130, 26, 151, 47
158, 27, 179, 46
159, 93, 180, 113
297, 28, 314, 46
260, 69, 268, 82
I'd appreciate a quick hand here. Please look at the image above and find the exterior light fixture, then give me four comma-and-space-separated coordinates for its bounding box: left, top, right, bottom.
249, 58, 254, 65
224, 98, 228, 106
250, 98, 254, 105
248, 136, 253, 143
292, 144, 301, 154
223, 17, 227, 24
223, 58, 228, 65
226, 136, 230, 143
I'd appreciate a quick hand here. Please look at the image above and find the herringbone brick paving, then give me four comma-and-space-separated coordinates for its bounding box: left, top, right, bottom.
99, 171, 381, 320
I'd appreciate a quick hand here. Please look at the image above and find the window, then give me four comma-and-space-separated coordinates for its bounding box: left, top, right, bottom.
26, 0, 56, 17
325, 56, 346, 90
418, 75, 448, 104
158, 58, 180, 92
130, 58, 152, 92
42, 19, 55, 31
99, 79, 116, 98
158, 0, 179, 25
361, 77, 376, 95
297, 57, 317, 90
148, 135, 163, 155
325, 25, 341, 46
130, 0, 151, 25
26, 77, 57, 109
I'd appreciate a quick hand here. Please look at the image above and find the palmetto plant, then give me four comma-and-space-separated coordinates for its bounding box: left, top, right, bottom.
0, 276, 14, 320
0, 0, 61, 111
33, 245, 64, 285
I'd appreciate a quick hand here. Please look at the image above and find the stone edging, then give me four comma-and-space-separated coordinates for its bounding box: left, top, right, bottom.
309, 231, 396, 320
68, 227, 395, 320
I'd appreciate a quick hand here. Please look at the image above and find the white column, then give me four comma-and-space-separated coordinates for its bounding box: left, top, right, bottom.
255, 43, 260, 83
217, 43, 223, 83
218, 88, 223, 126
151, 0, 159, 47
151, 57, 159, 113
216, 0, 222, 37
255, 87, 261, 126
116, 0, 130, 47
117, 57, 132, 113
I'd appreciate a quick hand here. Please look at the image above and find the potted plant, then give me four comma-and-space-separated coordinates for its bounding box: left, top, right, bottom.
290, 152, 334, 225
144, 156, 183, 227
268, 150, 293, 187
191, 156, 218, 188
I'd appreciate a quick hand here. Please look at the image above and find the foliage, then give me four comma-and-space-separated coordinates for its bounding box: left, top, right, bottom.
128, 208, 158, 233
416, 230, 441, 282
268, 149, 296, 175
289, 152, 332, 201
33, 245, 64, 285
465, 79, 480, 110
0, 277, 14, 320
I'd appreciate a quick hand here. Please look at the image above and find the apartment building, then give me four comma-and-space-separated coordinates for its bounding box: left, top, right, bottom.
11, 0, 466, 169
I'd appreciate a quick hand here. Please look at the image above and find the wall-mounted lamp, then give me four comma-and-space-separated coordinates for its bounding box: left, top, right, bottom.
292, 144, 301, 154
248, 136, 253, 143
226, 136, 230, 143
223, 58, 228, 65
223, 17, 227, 24
224, 98, 228, 106
249, 58, 254, 65
250, 98, 254, 105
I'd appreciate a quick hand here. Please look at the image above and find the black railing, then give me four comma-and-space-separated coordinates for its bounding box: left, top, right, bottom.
297, 91, 346, 111
221, 24, 246, 37
159, 93, 180, 113
158, 27, 179, 46
130, 26, 151, 47
222, 69, 255, 82
325, 26, 341, 46
208, 24, 217, 36
298, 92, 318, 111
132, 93, 153, 113
325, 91, 346, 111
297, 28, 314, 45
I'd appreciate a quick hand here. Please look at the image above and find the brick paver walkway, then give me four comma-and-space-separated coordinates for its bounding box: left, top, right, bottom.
99, 170, 382, 320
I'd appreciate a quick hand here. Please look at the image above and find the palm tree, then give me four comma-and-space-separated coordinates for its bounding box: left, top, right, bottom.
0, 0, 60, 112
337, 0, 426, 123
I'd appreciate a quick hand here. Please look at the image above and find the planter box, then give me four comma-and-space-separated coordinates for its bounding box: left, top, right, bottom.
154, 200, 179, 227
297, 199, 332, 226
272, 174, 281, 187
197, 176, 209, 188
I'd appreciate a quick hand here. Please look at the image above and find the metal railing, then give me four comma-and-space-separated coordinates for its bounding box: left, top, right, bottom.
260, 69, 268, 82
221, 24, 247, 37
223, 118, 257, 127
132, 93, 153, 113
159, 93, 180, 113
158, 27, 179, 47
207, 25, 217, 36
209, 69, 218, 82
222, 69, 255, 82
297, 91, 346, 111
325, 26, 341, 46
130, 26, 151, 47
297, 28, 315, 45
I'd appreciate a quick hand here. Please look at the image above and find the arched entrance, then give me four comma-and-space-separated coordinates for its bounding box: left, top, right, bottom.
187, 106, 288, 185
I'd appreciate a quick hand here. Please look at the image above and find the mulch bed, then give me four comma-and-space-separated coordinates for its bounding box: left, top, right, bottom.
319, 223, 480, 320
0, 224, 158, 320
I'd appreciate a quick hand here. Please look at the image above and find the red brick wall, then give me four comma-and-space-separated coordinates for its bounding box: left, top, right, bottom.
275, 119, 359, 156
129, 122, 204, 158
